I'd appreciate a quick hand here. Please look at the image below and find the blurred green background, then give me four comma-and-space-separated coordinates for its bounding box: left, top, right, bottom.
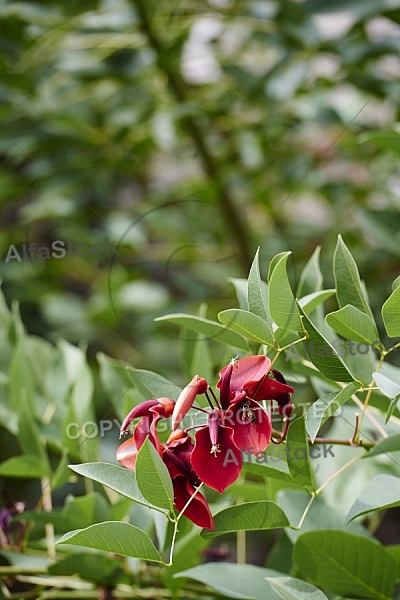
1, 0, 400, 377
1, 1, 400, 593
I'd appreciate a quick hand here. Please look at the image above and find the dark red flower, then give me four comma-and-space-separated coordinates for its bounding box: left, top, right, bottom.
162, 430, 214, 530
190, 411, 242, 494
117, 397, 174, 469
218, 355, 295, 417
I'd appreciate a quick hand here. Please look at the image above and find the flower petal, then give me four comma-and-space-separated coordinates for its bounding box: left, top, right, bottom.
218, 355, 271, 398
116, 437, 139, 470
120, 399, 158, 436
172, 476, 214, 530
191, 424, 242, 493
247, 375, 294, 402
227, 400, 272, 453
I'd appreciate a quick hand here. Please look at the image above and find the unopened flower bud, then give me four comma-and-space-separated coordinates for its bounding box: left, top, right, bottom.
172, 375, 207, 430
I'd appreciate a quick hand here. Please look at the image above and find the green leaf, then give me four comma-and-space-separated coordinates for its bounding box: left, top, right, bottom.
346, 474, 400, 522
69, 462, 166, 512
298, 290, 335, 315
326, 305, 379, 344
373, 372, 400, 398
393, 275, 400, 291
57, 521, 162, 563
136, 439, 174, 512
0, 455, 49, 478
175, 563, 285, 600
155, 314, 250, 352
382, 286, 400, 338
268, 254, 303, 332
294, 530, 397, 600
218, 309, 274, 346
286, 416, 314, 488
242, 458, 300, 485
296, 246, 323, 298
305, 381, 359, 442
334, 235, 374, 319
49, 553, 122, 584
17, 393, 49, 471
266, 577, 328, 600
63, 492, 109, 529
228, 278, 249, 310
247, 248, 270, 323
201, 502, 290, 538
299, 307, 355, 382
359, 129, 400, 155
126, 367, 181, 401
366, 433, 400, 458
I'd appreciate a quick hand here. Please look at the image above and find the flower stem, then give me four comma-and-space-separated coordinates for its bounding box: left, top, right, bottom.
291, 493, 315, 530
354, 353, 385, 443
315, 454, 363, 496
165, 483, 205, 566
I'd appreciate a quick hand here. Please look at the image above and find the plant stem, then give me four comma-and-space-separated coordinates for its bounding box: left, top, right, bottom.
291, 493, 315, 530
133, 0, 251, 272
165, 482, 205, 566
41, 477, 55, 559
315, 454, 363, 496
355, 353, 385, 443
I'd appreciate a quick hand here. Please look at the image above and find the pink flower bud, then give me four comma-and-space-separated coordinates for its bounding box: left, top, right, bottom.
172, 375, 207, 430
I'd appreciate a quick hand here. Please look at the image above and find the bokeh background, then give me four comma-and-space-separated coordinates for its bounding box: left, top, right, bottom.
2, 0, 400, 378
1, 0, 400, 592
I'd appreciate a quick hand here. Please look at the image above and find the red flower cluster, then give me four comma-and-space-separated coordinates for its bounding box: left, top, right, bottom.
117, 355, 294, 530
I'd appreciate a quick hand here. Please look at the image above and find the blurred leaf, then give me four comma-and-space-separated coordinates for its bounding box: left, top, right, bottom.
228, 278, 249, 311
0, 454, 49, 478
366, 433, 400, 457
63, 492, 109, 529
359, 129, 400, 155
155, 314, 250, 352
346, 474, 400, 522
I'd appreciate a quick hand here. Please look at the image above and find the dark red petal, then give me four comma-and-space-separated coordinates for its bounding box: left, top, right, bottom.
247, 375, 294, 401
172, 476, 214, 530
116, 437, 138, 470
191, 425, 242, 493
218, 360, 234, 409
218, 356, 271, 397
120, 400, 158, 435
228, 400, 272, 453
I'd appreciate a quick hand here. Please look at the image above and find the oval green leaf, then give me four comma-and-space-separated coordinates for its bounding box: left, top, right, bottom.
136, 438, 174, 512
218, 309, 274, 346
294, 530, 397, 600
201, 501, 290, 538
57, 521, 162, 563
